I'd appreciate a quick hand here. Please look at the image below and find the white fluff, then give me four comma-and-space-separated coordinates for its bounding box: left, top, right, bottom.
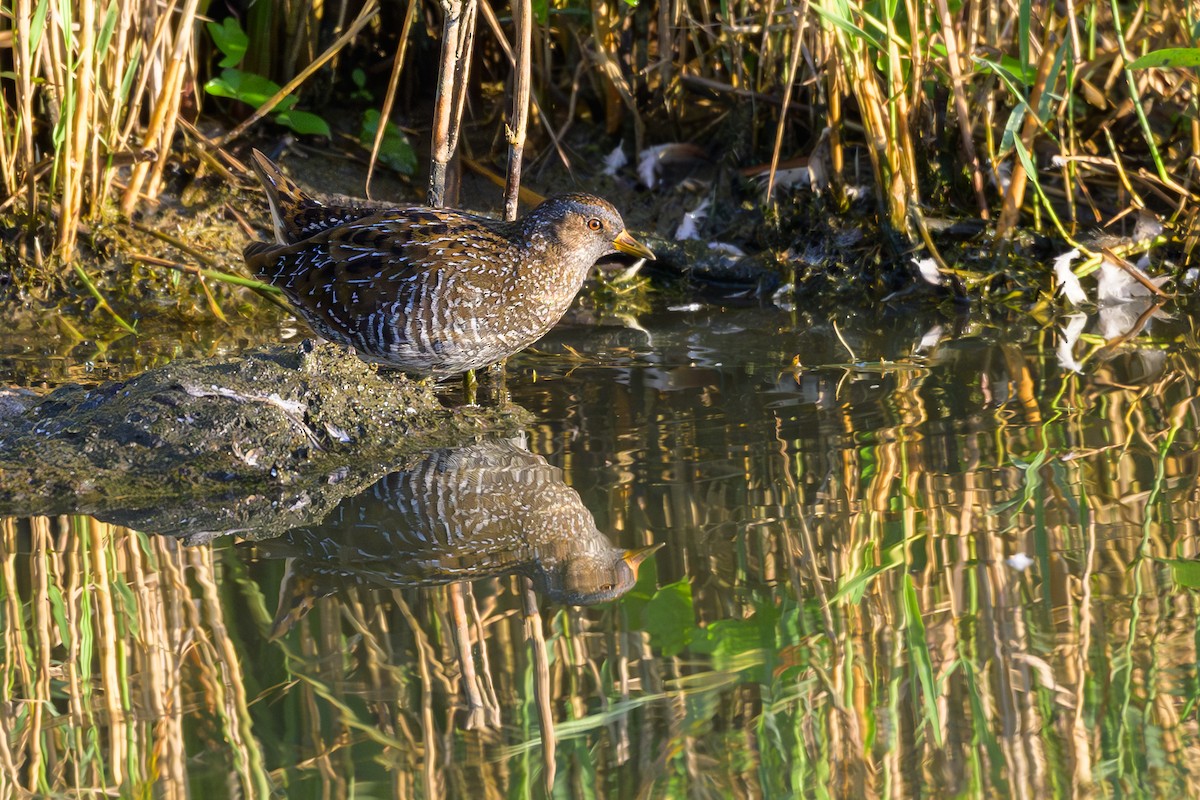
914, 257, 944, 286
1006, 552, 1035, 572
602, 144, 627, 177
637, 144, 671, 189
1052, 249, 1088, 306
707, 241, 746, 257
1056, 313, 1087, 373
1096, 257, 1167, 304
674, 197, 710, 240
916, 324, 944, 354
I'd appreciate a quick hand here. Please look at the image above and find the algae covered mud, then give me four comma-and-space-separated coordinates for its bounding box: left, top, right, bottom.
3, 293, 1200, 797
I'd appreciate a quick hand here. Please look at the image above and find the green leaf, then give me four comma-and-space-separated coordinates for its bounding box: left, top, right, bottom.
812, 0, 884, 51
207, 17, 248, 68
275, 110, 331, 138
360, 109, 417, 175
640, 578, 694, 657
1127, 48, 1200, 70
204, 69, 295, 112
1162, 558, 1200, 588
29, 0, 50, 54
95, 1, 118, 55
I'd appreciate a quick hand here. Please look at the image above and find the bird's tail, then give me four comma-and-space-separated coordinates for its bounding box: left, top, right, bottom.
249, 149, 316, 245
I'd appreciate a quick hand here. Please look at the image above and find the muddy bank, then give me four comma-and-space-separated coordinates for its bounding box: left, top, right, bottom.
0, 340, 528, 528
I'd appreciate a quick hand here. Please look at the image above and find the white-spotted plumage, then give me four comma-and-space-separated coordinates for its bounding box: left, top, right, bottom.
244, 150, 655, 376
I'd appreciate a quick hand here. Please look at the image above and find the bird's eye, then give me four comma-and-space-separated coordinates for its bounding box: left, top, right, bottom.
587, 218, 603, 231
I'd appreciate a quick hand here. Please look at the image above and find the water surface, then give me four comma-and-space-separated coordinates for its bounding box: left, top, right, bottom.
2, 296, 1199, 797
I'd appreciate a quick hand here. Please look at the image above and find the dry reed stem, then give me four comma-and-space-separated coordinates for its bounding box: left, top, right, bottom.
121, 0, 201, 214
935, 0, 989, 218
365, 0, 419, 199
503, 0, 532, 222
522, 578, 556, 793
429, 0, 478, 207
765, 4, 810, 202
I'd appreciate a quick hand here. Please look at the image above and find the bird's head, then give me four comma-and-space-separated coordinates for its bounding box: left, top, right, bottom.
526, 193, 655, 262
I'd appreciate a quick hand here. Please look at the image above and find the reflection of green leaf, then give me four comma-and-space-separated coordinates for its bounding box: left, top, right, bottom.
360, 109, 417, 175
207, 18, 248, 68
903, 575, 943, 746
1161, 558, 1200, 588
833, 541, 903, 603
1128, 48, 1200, 70
641, 579, 694, 657
204, 69, 295, 112
275, 110, 331, 138
47, 584, 70, 645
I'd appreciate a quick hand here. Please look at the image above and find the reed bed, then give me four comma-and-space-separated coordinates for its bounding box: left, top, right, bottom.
0, 0, 1196, 289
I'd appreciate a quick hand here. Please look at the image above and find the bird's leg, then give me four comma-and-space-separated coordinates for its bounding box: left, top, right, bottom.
478, 360, 509, 407
462, 368, 478, 405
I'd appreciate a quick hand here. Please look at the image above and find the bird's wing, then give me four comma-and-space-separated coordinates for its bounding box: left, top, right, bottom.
246, 208, 518, 323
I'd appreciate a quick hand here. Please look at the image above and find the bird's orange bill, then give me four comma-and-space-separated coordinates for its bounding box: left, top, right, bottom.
623, 543, 665, 576
613, 229, 656, 260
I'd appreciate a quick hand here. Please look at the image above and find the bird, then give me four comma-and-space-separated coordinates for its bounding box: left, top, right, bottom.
254, 438, 662, 635
243, 149, 655, 377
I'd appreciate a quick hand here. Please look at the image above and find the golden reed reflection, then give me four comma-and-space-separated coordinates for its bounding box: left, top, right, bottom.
5, 314, 1200, 797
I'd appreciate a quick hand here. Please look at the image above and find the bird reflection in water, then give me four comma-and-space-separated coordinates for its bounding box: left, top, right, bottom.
255, 437, 660, 636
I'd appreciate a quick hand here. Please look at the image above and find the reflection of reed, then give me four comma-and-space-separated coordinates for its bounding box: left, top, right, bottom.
0, 516, 269, 798
512, 311, 1200, 797
6, 315, 1200, 796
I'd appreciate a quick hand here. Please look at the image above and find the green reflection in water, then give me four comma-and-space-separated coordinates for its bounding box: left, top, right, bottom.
3, 300, 1200, 797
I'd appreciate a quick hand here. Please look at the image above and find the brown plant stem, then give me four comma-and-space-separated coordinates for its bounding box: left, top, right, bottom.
429, 0, 478, 207
934, 0, 990, 218
503, 0, 533, 221
995, 20, 1058, 239
366, 0, 420, 199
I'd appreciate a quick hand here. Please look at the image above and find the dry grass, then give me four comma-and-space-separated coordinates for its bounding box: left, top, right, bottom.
0, 0, 1196, 284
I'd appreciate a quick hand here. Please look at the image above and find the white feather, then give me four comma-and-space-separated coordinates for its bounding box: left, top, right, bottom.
1052, 249, 1088, 306
674, 198, 710, 240
602, 145, 627, 177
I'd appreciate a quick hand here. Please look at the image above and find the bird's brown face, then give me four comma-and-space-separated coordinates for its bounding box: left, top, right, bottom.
536, 194, 656, 261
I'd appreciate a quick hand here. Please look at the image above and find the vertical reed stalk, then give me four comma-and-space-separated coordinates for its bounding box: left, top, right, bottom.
366, 0, 420, 198
121, 0, 201, 214
765, 4, 809, 201
935, 0, 989, 218
503, 0, 532, 221
995, 20, 1059, 239
429, 0, 478, 206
